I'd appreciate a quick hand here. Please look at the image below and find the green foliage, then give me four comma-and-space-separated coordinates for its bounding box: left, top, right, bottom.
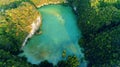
0, 1, 40, 67
1, 0, 120, 67
74, 0, 120, 66
78, 5, 120, 38
57, 56, 80, 67
0, 1, 40, 55
0, 49, 35, 67
0, 13, 20, 54
81, 25, 120, 67
0, 0, 23, 11
38, 61, 53, 67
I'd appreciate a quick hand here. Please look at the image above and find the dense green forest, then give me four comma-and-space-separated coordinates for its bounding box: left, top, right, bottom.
0, 0, 120, 67
70, 0, 120, 67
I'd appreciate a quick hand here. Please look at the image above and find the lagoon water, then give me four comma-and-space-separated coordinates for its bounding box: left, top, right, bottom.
20, 4, 87, 67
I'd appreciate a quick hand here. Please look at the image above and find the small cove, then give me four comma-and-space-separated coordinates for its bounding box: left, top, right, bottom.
20, 4, 87, 67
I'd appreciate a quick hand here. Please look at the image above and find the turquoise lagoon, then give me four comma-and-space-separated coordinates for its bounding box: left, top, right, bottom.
20, 4, 87, 67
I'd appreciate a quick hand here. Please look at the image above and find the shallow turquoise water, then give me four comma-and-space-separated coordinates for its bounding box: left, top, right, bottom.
20, 4, 87, 66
